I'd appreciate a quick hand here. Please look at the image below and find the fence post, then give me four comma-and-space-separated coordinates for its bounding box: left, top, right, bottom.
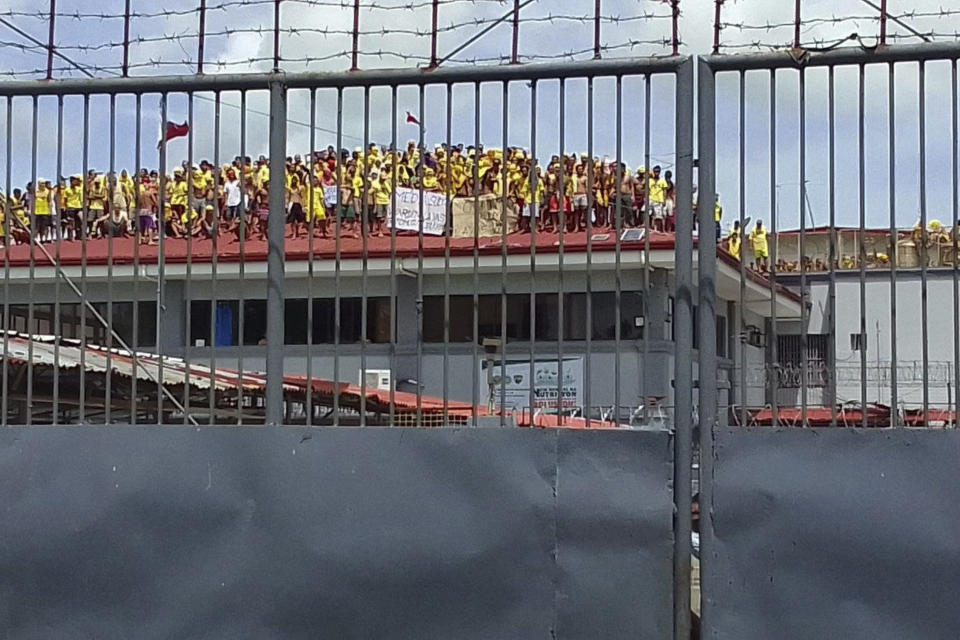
266, 79, 287, 426
672, 56, 695, 640
46, 0, 56, 80
198, 0, 206, 74
696, 56, 718, 633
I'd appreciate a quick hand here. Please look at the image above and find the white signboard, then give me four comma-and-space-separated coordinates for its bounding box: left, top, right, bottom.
323, 186, 338, 207
387, 187, 447, 236
483, 357, 583, 413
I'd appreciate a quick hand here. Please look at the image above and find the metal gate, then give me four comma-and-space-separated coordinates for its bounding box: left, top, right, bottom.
0, 56, 698, 638
697, 42, 960, 638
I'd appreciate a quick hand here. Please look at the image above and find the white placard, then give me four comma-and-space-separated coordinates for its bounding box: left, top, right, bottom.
323, 185, 338, 207
483, 357, 583, 413
386, 187, 447, 236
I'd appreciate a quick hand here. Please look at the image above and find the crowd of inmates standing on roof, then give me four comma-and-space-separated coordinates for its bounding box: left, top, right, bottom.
0, 140, 691, 247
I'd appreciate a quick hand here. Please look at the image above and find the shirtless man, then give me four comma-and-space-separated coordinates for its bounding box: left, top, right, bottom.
571, 163, 589, 232
137, 177, 158, 245
614, 163, 635, 228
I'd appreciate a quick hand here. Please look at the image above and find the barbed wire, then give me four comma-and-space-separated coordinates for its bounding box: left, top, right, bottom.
0, 0, 515, 21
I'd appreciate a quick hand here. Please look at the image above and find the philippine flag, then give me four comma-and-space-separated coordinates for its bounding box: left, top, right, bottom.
158, 121, 189, 148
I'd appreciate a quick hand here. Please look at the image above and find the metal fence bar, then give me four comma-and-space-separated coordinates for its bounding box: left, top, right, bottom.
695, 56, 717, 633
799, 68, 808, 426
46, 0, 55, 81
209, 91, 220, 424
26, 96, 37, 425
557, 78, 566, 427
471, 81, 480, 425
236, 90, 247, 425
954, 60, 960, 424
198, 0, 206, 75
131, 93, 140, 424
306, 88, 316, 426
499, 80, 509, 425
584, 76, 594, 426
737, 70, 746, 427
122, 0, 131, 77
528, 79, 538, 422
858, 64, 868, 427
919, 61, 930, 427
415, 83, 424, 427
184, 92, 195, 426
266, 79, 287, 426
828, 67, 838, 427
53, 95, 63, 424
351, 0, 360, 71
333, 86, 343, 426
673, 56, 695, 640
361, 85, 371, 427
614, 75, 622, 429
2, 97, 10, 423
888, 62, 899, 424
642, 74, 651, 423
106, 94, 116, 425
273, 0, 282, 71
768, 70, 779, 426
156, 93, 167, 424
389, 85, 398, 426
443, 82, 452, 421
0, 58, 689, 96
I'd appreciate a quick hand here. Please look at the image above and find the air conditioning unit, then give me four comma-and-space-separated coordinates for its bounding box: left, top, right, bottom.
360, 369, 392, 391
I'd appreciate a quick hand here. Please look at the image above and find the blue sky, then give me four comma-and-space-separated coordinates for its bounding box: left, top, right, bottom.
0, 0, 958, 230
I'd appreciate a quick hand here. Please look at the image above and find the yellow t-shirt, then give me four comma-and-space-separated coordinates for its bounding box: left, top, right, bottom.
727, 229, 741, 259
34, 187, 51, 215
750, 228, 768, 255
648, 177, 668, 204
87, 179, 106, 211
169, 181, 188, 207
375, 178, 391, 206
64, 185, 83, 209
309, 185, 327, 221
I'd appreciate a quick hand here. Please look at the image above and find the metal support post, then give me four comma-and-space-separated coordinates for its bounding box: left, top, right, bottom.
266, 79, 288, 425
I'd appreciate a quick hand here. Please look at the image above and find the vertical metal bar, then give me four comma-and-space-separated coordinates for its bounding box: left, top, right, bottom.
512, 0, 521, 64
888, 62, 899, 425
671, 0, 680, 56
236, 91, 247, 424
499, 80, 509, 424
122, 0, 131, 77
443, 83, 452, 421
53, 94, 63, 424
953, 60, 960, 427
389, 85, 397, 425
198, 0, 206, 74
800, 68, 808, 425
333, 87, 343, 425
131, 93, 140, 423
416, 85, 425, 427
769, 70, 779, 426
156, 94, 167, 424
266, 80, 287, 426
46, 0, 56, 80
472, 82, 480, 425
557, 78, 566, 426
673, 56, 695, 640
880, 0, 888, 46
642, 74, 651, 422
738, 70, 746, 427
273, 0, 282, 71
361, 85, 371, 426
80, 95, 90, 423
184, 92, 195, 425
431, 0, 439, 68
858, 64, 868, 426
528, 80, 538, 424
593, 0, 601, 59
614, 76, 622, 425
106, 93, 116, 424
919, 61, 930, 427
828, 67, 838, 427
585, 76, 594, 426
27, 96, 38, 424
1, 98, 10, 422
793, 0, 801, 49
351, 0, 360, 71
210, 91, 220, 424
306, 88, 316, 426
696, 56, 718, 634
713, 0, 722, 54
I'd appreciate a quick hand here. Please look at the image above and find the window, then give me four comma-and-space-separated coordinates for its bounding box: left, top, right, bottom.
423, 292, 644, 343
4, 301, 156, 347
777, 334, 830, 388
717, 314, 727, 358
850, 332, 866, 351
189, 300, 240, 347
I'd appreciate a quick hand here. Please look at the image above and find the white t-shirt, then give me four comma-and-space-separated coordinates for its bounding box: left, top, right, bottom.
225, 180, 242, 207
